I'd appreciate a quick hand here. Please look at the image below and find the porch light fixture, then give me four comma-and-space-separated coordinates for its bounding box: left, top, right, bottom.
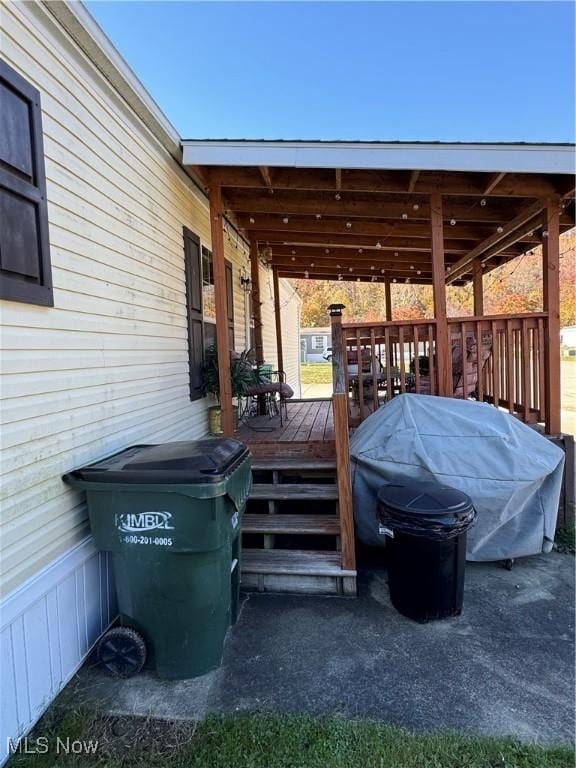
336, 264, 341, 269
249, 217, 255, 224
410, 265, 414, 270
450, 219, 456, 226
310, 262, 315, 267
316, 214, 322, 219
338, 274, 343, 281
417, 270, 422, 275
413, 203, 419, 210
291, 249, 296, 254
304, 270, 309, 278
497, 226, 504, 233
371, 265, 375, 270
240, 274, 251, 292
291, 256, 296, 261
348, 267, 354, 272
283, 217, 289, 224
394, 252, 398, 257
402, 213, 408, 219
346, 222, 352, 229
542, 230, 549, 237
358, 248, 363, 253
357, 277, 361, 282
380, 269, 385, 274
392, 278, 397, 283
376, 242, 382, 249
335, 193, 341, 201
325, 248, 330, 254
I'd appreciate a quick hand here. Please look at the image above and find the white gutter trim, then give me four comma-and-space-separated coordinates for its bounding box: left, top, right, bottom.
182, 140, 576, 175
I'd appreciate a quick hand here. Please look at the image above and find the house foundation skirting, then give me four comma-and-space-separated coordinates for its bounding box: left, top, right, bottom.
0, 537, 116, 765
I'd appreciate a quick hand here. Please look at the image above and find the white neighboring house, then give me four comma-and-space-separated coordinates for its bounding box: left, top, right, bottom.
560, 326, 576, 355
300, 327, 332, 362
0, 3, 300, 761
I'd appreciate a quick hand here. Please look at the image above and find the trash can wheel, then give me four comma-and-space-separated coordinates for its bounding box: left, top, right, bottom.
96, 627, 147, 678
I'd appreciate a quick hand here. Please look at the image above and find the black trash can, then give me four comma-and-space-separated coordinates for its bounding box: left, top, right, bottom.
378, 481, 476, 622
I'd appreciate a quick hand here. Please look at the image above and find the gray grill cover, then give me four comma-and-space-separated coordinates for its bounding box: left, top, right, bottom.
350, 394, 565, 561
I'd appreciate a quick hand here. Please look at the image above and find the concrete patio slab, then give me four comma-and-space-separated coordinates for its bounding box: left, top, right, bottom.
60, 552, 575, 745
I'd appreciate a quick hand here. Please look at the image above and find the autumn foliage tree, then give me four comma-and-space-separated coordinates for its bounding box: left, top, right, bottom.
292, 229, 575, 327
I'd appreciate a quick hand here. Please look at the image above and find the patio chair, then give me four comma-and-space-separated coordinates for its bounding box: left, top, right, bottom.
348, 349, 386, 403
409, 332, 493, 398
245, 366, 294, 426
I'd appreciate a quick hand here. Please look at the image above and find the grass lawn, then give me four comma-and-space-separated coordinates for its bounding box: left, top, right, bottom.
8, 710, 573, 768
301, 362, 333, 384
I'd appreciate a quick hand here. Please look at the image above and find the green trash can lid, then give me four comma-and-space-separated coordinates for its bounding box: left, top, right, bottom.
67, 438, 249, 484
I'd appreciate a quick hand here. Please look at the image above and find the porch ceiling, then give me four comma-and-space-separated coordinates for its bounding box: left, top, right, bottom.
182, 140, 575, 285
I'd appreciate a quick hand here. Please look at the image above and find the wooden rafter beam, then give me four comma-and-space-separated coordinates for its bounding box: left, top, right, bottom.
267, 244, 480, 263
250, 230, 488, 253
276, 269, 466, 286
408, 170, 420, 193
262, 242, 524, 261
203, 166, 571, 198
259, 166, 273, 188
237, 215, 540, 243
483, 172, 506, 195
269, 252, 433, 266
224, 193, 538, 223
446, 200, 545, 283
277, 266, 432, 278
335, 168, 342, 191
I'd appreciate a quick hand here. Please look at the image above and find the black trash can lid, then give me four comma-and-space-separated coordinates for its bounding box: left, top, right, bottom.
67, 438, 249, 484
377, 482, 473, 516
377, 481, 476, 540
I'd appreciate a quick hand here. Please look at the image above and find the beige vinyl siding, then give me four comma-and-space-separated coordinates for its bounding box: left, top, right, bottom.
280, 280, 302, 396
0, 2, 249, 597
258, 264, 279, 367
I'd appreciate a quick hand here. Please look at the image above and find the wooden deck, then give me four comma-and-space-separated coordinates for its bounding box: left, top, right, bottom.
236, 399, 336, 457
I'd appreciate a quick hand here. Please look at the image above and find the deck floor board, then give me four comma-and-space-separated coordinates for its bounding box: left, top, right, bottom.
237, 399, 334, 448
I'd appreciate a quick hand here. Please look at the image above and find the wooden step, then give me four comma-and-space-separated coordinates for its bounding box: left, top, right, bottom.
249, 484, 338, 501
243, 513, 340, 535
241, 549, 357, 596
251, 458, 337, 472
242, 549, 355, 577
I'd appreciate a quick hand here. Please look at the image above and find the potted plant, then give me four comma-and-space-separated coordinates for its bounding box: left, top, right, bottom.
202, 346, 257, 434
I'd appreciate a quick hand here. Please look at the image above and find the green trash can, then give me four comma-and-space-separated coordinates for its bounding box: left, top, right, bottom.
64, 438, 251, 680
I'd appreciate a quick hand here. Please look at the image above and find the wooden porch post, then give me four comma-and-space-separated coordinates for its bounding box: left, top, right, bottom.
472, 258, 484, 316
430, 194, 452, 396
384, 279, 392, 321
249, 238, 264, 366
209, 184, 234, 436
328, 304, 356, 584
272, 267, 284, 373
542, 198, 561, 434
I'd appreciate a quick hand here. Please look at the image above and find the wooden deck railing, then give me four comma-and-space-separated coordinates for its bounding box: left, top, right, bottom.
337, 312, 550, 427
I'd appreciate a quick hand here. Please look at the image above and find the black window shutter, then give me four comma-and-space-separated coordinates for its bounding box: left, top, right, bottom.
0, 60, 53, 306
225, 259, 235, 349
183, 228, 204, 401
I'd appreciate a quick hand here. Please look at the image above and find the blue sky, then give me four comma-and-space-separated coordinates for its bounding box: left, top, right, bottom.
86, 1, 575, 142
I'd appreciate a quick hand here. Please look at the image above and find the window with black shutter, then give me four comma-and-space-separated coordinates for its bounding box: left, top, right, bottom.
184, 230, 236, 401
0, 60, 53, 306
183, 228, 204, 401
